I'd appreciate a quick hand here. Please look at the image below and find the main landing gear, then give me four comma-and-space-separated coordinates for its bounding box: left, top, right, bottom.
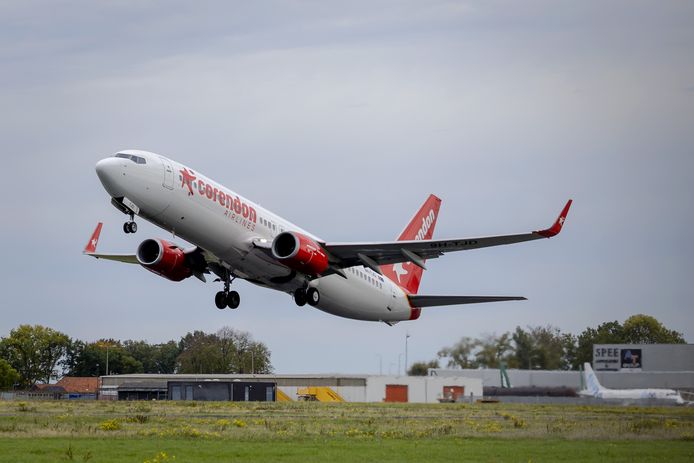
123, 212, 137, 234
215, 270, 240, 310
215, 290, 240, 310
294, 287, 319, 307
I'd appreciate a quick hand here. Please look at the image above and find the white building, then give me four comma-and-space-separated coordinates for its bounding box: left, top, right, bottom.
99, 373, 482, 403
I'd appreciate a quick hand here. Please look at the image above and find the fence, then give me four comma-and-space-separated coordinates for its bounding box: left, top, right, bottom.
0, 391, 97, 400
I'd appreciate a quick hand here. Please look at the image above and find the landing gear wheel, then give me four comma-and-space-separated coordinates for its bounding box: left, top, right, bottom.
213, 269, 239, 310
123, 222, 137, 234
226, 291, 240, 309
294, 289, 307, 307
215, 291, 227, 309
306, 288, 320, 306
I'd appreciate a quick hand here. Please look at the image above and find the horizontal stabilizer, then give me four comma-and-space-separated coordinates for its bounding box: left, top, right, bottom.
83, 222, 138, 263
408, 295, 526, 308
87, 253, 139, 264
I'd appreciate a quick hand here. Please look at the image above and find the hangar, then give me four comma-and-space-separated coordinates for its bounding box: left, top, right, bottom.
98, 374, 482, 403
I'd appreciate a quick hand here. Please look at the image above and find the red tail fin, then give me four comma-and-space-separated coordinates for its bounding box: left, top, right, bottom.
84, 222, 103, 254
381, 194, 441, 295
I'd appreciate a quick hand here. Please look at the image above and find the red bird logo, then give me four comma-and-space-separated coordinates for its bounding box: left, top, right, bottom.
180, 168, 197, 195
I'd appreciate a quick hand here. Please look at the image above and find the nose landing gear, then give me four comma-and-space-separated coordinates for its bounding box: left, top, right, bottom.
214, 270, 240, 310
123, 212, 137, 234
123, 221, 137, 233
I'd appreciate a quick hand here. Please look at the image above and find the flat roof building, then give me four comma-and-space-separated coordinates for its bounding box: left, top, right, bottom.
99, 374, 482, 403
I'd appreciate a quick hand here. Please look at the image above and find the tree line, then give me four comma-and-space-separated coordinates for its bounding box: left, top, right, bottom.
408, 314, 686, 375
0, 325, 272, 389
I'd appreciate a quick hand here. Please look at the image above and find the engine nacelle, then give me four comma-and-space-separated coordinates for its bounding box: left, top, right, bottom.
271, 231, 329, 276
136, 239, 192, 282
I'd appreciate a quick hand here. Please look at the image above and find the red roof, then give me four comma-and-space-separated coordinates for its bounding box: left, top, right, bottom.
32, 384, 66, 393
56, 377, 99, 393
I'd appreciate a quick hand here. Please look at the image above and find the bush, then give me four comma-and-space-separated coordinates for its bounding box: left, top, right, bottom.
98, 419, 121, 431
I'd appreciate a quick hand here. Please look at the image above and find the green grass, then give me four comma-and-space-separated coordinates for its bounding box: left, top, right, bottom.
0, 401, 692, 462
1, 437, 693, 462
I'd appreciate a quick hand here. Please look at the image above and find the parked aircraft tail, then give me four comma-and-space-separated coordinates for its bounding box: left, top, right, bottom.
583, 362, 606, 396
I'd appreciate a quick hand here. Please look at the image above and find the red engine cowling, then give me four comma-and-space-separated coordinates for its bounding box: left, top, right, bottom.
136, 239, 192, 282
271, 231, 329, 276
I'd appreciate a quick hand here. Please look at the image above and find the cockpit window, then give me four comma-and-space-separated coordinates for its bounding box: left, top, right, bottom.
115, 153, 146, 164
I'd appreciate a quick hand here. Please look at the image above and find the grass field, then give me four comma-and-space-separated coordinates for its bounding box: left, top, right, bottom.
0, 400, 692, 462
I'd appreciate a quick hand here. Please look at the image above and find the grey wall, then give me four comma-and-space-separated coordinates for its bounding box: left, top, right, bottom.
430, 369, 583, 389
430, 368, 694, 391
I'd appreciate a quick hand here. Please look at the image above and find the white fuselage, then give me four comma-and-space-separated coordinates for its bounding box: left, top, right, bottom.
591, 388, 684, 404
95, 150, 415, 322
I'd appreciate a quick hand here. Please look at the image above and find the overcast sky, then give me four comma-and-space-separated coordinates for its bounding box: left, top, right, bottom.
1, 1, 693, 374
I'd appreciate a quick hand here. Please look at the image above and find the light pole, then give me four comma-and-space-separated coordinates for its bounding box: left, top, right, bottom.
376, 354, 383, 375
398, 353, 404, 376
97, 341, 114, 376
405, 333, 411, 376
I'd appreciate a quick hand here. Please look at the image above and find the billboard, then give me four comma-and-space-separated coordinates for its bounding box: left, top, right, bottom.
593, 346, 642, 371
620, 348, 642, 369
593, 344, 694, 372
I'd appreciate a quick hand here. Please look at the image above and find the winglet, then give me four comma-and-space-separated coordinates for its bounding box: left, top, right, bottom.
84, 222, 103, 254
535, 199, 572, 238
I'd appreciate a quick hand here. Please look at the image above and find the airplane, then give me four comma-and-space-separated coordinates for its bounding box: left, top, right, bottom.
84, 149, 572, 324
581, 362, 685, 405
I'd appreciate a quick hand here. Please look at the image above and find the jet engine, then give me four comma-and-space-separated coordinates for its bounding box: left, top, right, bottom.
271, 231, 329, 276
136, 239, 192, 282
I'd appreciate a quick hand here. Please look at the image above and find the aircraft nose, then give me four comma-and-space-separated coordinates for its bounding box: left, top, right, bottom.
95, 157, 124, 197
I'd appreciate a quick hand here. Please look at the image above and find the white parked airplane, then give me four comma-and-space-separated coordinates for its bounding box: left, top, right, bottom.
581, 363, 685, 404
84, 150, 572, 324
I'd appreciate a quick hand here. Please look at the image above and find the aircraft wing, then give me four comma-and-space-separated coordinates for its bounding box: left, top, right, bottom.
82, 222, 214, 282
408, 295, 526, 307
322, 200, 572, 272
